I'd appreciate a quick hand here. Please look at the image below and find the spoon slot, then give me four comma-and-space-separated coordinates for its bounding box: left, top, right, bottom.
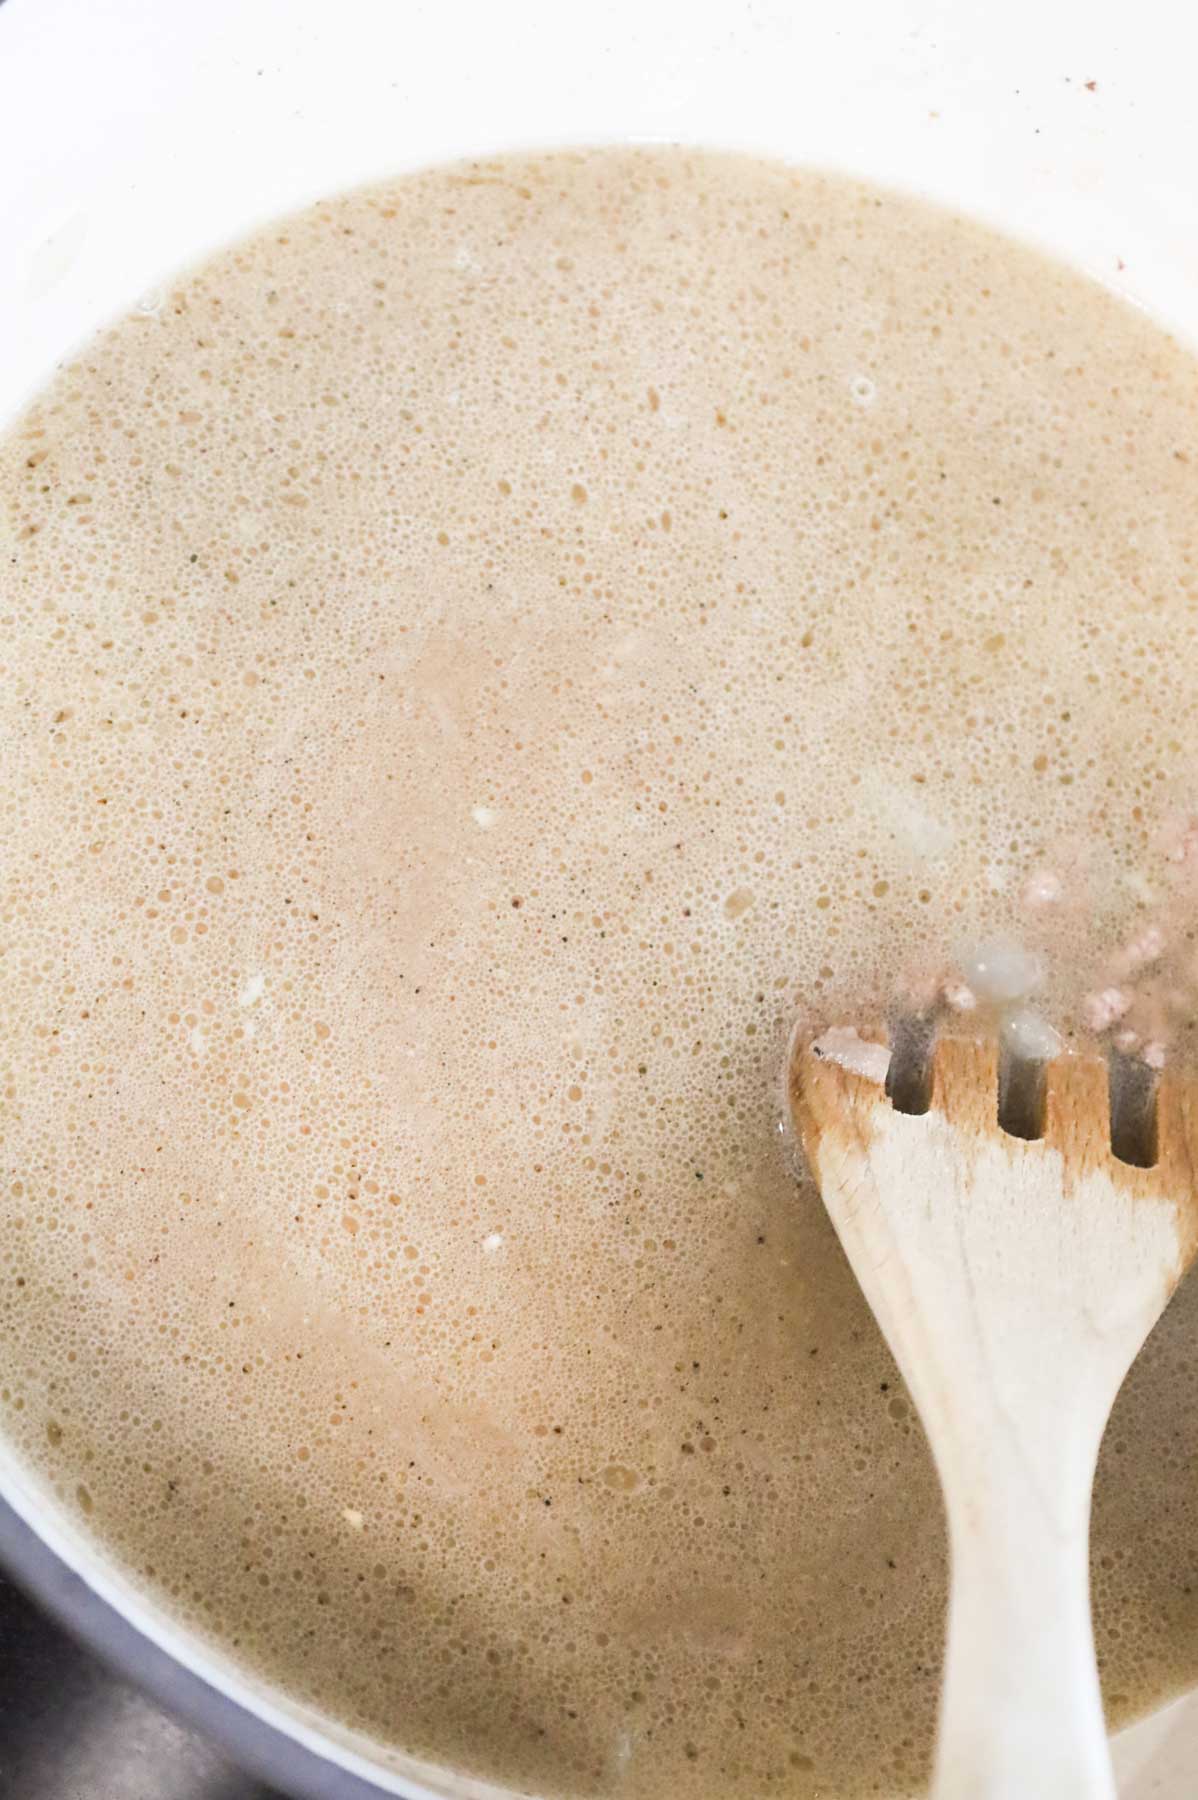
998, 1045, 1047, 1142
1108, 1052, 1159, 1169
885, 1013, 935, 1116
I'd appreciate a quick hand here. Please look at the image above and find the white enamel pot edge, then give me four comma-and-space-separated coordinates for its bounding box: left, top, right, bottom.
2, 0, 1197, 1793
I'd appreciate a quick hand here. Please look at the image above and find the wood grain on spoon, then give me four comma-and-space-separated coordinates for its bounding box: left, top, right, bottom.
788, 1030, 1198, 1800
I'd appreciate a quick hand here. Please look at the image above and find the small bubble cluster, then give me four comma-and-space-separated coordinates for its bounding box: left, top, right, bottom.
3, 147, 1198, 1798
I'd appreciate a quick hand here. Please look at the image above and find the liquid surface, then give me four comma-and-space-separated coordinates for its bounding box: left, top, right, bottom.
3, 148, 1198, 1799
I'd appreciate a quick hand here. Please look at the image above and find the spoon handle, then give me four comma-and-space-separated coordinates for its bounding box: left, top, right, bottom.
932, 1472, 1115, 1800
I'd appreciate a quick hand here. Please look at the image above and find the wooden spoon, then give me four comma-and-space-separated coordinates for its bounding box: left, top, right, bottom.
787, 1027, 1198, 1800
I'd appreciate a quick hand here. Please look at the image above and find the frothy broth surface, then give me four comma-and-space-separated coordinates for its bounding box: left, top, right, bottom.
4, 148, 1198, 1797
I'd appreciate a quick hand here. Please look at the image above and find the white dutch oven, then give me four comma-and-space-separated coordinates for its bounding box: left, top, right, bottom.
0, 0, 1195, 1792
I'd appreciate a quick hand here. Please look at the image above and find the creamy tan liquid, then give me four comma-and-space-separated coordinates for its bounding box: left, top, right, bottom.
4, 148, 1198, 1799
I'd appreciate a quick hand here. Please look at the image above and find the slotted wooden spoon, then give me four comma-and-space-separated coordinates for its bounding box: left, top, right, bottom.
787, 1030, 1198, 1799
